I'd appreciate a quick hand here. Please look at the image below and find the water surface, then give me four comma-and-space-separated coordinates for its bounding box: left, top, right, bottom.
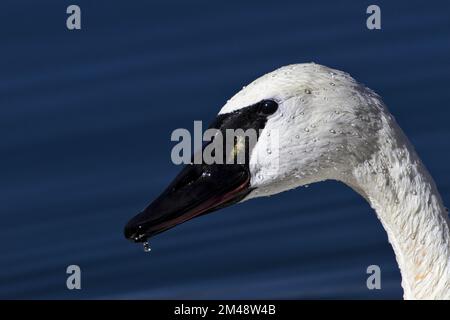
0, 0, 449, 299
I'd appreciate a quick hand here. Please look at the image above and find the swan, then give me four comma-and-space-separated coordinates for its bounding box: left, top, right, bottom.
124, 63, 450, 300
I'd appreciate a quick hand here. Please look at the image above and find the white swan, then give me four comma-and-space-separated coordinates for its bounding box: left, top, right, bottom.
125, 63, 450, 300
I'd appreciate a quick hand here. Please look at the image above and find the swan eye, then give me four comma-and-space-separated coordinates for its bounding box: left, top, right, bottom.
260, 100, 278, 115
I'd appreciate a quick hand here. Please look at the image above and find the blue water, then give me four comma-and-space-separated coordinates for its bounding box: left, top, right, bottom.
0, 0, 449, 299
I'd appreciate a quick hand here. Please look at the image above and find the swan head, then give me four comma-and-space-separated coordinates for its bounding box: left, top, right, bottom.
124, 63, 385, 242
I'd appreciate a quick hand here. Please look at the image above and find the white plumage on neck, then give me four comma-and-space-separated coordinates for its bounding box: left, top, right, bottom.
219, 63, 450, 299
349, 114, 450, 299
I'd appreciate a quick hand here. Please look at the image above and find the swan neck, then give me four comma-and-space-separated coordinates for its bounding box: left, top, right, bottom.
347, 122, 450, 299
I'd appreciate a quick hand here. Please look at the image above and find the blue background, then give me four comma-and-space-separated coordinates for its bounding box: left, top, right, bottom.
0, 0, 449, 299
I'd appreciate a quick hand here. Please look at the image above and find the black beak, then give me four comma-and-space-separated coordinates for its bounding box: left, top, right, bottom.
124, 163, 251, 242
123, 98, 281, 244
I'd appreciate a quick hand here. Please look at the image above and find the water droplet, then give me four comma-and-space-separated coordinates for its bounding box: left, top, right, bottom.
330, 82, 335, 86
329, 129, 336, 134
300, 112, 304, 115
304, 128, 310, 132
330, 72, 336, 78
143, 241, 151, 252
295, 134, 300, 139
304, 89, 312, 94
412, 191, 417, 195
351, 123, 356, 127
267, 149, 272, 154
304, 184, 309, 188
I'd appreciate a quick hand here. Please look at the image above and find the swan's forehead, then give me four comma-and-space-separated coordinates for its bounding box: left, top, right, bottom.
219, 63, 348, 115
